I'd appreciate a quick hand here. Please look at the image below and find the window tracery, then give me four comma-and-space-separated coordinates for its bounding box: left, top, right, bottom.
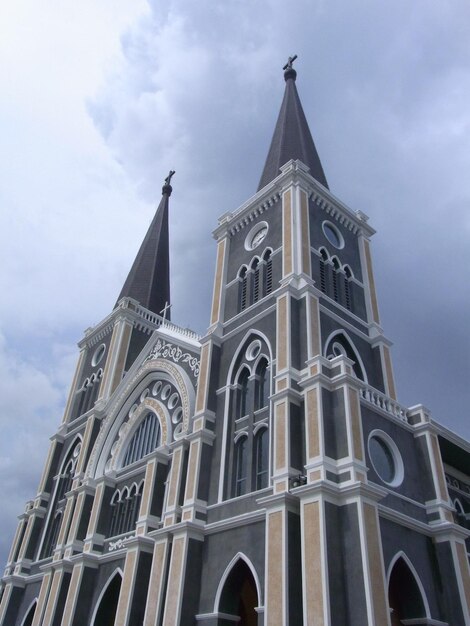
237, 248, 274, 312
108, 482, 143, 538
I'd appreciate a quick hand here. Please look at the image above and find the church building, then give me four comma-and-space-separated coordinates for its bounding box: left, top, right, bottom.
1, 58, 469, 626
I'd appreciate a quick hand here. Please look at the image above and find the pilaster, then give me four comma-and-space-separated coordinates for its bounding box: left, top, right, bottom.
114, 539, 154, 626
143, 537, 171, 626
31, 571, 53, 626
99, 315, 133, 400
61, 347, 87, 424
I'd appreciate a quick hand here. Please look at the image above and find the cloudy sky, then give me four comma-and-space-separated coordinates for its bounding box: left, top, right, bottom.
1, 0, 469, 566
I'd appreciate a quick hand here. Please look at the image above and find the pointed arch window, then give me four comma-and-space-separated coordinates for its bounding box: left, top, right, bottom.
108, 482, 143, 538
122, 412, 161, 468
388, 556, 428, 624
319, 249, 328, 293
254, 358, 269, 411
332, 258, 340, 302
239, 267, 248, 311
254, 427, 269, 490
251, 259, 260, 303
325, 333, 366, 382
344, 266, 352, 311
263, 250, 273, 296
41, 512, 62, 559
234, 436, 248, 497
237, 368, 250, 419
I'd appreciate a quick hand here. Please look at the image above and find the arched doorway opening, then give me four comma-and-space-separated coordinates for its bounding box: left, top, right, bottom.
388, 556, 427, 625
218, 559, 259, 626
20, 600, 37, 626
92, 571, 122, 626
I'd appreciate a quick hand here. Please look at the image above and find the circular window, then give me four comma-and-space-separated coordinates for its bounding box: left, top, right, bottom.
246, 340, 262, 361
245, 222, 269, 251
152, 381, 162, 396
161, 384, 172, 401
129, 403, 138, 418
368, 431, 404, 487
322, 221, 344, 249
168, 392, 179, 410
91, 343, 106, 367
140, 388, 150, 403
172, 407, 183, 424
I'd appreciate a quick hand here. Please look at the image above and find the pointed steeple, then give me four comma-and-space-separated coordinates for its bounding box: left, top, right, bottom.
257, 56, 328, 191
115, 172, 174, 319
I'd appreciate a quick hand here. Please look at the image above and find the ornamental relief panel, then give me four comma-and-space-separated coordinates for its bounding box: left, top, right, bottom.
86, 357, 195, 479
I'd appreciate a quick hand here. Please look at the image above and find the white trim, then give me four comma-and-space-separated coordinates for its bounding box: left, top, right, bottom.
19, 598, 38, 626
386, 551, 431, 618
368, 429, 404, 488
90, 568, 123, 626
214, 552, 262, 613
323, 329, 368, 384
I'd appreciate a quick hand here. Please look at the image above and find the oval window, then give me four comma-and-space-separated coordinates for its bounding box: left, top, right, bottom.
91, 343, 106, 367
322, 221, 344, 249
368, 431, 404, 487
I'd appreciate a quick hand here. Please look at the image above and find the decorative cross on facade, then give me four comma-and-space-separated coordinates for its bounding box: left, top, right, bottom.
164, 170, 175, 186
160, 301, 172, 320
283, 54, 298, 71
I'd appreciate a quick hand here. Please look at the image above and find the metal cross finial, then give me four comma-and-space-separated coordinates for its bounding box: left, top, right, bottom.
164, 170, 175, 186
160, 301, 172, 320
283, 55, 298, 71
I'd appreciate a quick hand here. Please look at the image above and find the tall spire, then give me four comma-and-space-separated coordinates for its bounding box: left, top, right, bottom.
257, 56, 328, 191
115, 172, 173, 319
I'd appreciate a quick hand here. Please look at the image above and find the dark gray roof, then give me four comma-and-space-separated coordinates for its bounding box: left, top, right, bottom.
115, 184, 171, 319
257, 67, 328, 191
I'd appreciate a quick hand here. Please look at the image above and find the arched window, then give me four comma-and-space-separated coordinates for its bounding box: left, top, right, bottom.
108, 482, 143, 537
41, 512, 62, 559
218, 558, 259, 625
251, 258, 260, 304
344, 266, 353, 311
91, 571, 122, 626
332, 257, 340, 302
122, 412, 161, 468
254, 428, 269, 490
319, 249, 328, 293
254, 359, 269, 410
237, 368, 250, 419
239, 267, 248, 311
20, 600, 37, 626
234, 436, 248, 497
263, 250, 273, 296
388, 557, 428, 625
76, 369, 103, 417
325, 333, 366, 382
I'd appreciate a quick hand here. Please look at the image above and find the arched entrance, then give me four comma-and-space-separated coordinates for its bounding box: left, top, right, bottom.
388, 556, 427, 625
218, 559, 259, 626
20, 600, 37, 626
92, 571, 122, 626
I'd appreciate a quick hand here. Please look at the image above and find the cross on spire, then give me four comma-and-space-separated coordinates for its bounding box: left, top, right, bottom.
283, 54, 298, 71
160, 301, 172, 320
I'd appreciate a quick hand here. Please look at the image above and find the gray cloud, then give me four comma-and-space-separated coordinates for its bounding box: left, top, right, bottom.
1, 0, 469, 566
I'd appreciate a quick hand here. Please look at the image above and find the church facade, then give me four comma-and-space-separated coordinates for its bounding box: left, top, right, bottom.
1, 61, 469, 626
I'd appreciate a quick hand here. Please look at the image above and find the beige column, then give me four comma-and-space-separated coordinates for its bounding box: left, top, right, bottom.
114, 546, 141, 626
61, 347, 87, 423
55, 494, 75, 554
163, 444, 186, 527
65, 489, 87, 549
61, 562, 85, 626
74, 414, 97, 476
83, 480, 108, 552
304, 384, 323, 483
359, 236, 380, 325
282, 188, 294, 278
31, 571, 53, 626
264, 506, 287, 626
452, 539, 470, 623
0, 583, 13, 626
358, 501, 391, 626
37, 440, 60, 497
195, 342, 211, 416
306, 294, 321, 360
143, 538, 171, 626
380, 344, 397, 400
300, 498, 328, 625
6, 518, 27, 566
16, 513, 36, 563
210, 237, 228, 326
41, 567, 70, 626
298, 189, 311, 277
162, 533, 189, 626
99, 316, 133, 400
